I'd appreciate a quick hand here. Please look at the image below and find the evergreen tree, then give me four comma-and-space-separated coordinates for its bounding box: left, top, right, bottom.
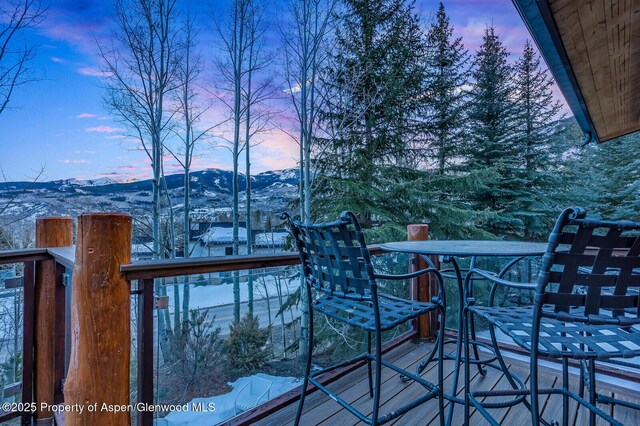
466, 25, 522, 237
423, 2, 470, 174
589, 133, 640, 221
512, 40, 564, 239
314, 0, 428, 237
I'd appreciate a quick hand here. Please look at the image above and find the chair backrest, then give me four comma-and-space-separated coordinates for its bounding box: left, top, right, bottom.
249, 376, 272, 394
283, 211, 376, 299
536, 207, 640, 325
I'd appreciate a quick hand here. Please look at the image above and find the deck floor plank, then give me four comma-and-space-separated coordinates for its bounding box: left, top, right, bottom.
260, 341, 420, 426
252, 341, 639, 426
317, 345, 434, 425
609, 390, 640, 426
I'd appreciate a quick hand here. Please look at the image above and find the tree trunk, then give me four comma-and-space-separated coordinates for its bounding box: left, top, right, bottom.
182, 164, 191, 324
245, 53, 254, 316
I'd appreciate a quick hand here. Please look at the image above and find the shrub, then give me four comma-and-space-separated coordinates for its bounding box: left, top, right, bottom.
224, 314, 271, 373
169, 309, 223, 389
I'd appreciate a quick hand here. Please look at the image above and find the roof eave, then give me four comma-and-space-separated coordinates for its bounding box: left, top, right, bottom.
512, 0, 599, 144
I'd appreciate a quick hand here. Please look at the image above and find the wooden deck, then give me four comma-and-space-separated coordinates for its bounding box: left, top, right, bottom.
252, 340, 640, 425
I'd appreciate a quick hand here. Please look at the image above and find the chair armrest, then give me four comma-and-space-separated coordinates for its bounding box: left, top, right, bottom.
234, 380, 251, 414
374, 268, 446, 306
257, 383, 272, 404
466, 268, 536, 291
373, 267, 441, 281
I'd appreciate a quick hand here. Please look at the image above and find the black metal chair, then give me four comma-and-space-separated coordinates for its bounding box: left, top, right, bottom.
463, 207, 640, 426
284, 211, 446, 426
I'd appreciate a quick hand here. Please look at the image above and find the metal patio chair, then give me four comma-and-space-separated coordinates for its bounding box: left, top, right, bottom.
463, 207, 640, 426
284, 211, 446, 426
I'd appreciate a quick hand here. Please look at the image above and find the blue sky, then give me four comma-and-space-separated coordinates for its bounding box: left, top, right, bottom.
0, 0, 567, 182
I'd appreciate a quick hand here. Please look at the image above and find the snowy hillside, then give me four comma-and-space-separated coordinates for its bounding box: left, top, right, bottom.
0, 168, 299, 221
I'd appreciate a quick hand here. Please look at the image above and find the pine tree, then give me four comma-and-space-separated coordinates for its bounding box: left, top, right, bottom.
423, 2, 470, 174
511, 40, 564, 239
314, 0, 428, 237
590, 133, 640, 221
466, 25, 521, 237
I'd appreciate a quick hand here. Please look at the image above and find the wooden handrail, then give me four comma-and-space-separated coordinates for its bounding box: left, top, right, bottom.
2, 245, 388, 280
0, 247, 76, 269
47, 246, 75, 270
121, 244, 386, 280
0, 248, 49, 264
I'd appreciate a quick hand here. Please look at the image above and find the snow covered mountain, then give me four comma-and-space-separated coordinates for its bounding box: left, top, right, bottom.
0, 168, 299, 220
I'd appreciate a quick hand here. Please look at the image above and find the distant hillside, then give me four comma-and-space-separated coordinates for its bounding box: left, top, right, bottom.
0, 168, 299, 221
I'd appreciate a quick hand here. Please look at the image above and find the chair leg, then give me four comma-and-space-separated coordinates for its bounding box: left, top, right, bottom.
530, 347, 541, 426
588, 359, 596, 426
562, 358, 569, 426
446, 308, 464, 426
368, 330, 374, 398
469, 312, 486, 376
438, 306, 445, 426
295, 309, 314, 426
578, 360, 585, 399
463, 306, 471, 426
371, 328, 383, 426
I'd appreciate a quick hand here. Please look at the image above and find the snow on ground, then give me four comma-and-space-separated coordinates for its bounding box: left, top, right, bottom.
162, 274, 299, 311
200, 227, 247, 244
132, 243, 154, 255
254, 232, 288, 247
156, 374, 301, 426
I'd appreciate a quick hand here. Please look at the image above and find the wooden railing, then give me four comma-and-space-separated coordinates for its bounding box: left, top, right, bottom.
0, 250, 74, 423
120, 244, 398, 426
0, 214, 435, 426
0, 251, 35, 425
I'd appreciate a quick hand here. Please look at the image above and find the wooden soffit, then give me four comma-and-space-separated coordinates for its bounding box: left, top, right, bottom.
513, 0, 640, 143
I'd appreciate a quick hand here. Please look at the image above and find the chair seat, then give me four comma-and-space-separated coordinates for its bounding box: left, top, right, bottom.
235, 394, 263, 412
314, 292, 437, 331
471, 305, 640, 360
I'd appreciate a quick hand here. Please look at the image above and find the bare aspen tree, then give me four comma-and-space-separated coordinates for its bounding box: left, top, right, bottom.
215, 0, 274, 322
243, 0, 276, 317
166, 16, 216, 324
0, 0, 46, 115
100, 0, 182, 359
282, 0, 336, 357
101, 0, 181, 261
214, 0, 250, 323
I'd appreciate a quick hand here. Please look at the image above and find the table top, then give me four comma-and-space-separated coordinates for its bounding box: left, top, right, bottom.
380, 240, 550, 257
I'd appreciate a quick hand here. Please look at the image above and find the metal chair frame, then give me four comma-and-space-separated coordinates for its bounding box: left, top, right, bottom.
462, 207, 640, 426
284, 211, 446, 426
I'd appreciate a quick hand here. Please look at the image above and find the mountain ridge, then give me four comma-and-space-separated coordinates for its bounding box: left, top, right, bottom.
0, 168, 299, 220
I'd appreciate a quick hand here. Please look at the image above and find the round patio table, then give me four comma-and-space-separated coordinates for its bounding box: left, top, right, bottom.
380, 240, 549, 423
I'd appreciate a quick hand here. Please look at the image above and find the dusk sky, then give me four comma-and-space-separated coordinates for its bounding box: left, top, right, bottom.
0, 0, 568, 182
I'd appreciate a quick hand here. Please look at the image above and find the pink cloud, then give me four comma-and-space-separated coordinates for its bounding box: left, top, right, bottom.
105, 134, 127, 140
86, 126, 124, 133
76, 113, 98, 119
250, 130, 298, 172
50, 57, 66, 63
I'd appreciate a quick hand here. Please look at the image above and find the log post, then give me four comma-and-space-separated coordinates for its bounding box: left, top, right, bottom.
64, 213, 132, 426
408, 224, 439, 339
35, 217, 73, 425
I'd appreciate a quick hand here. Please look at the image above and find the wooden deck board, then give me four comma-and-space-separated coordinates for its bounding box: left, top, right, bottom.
257, 342, 415, 426
318, 345, 433, 425
250, 341, 640, 426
